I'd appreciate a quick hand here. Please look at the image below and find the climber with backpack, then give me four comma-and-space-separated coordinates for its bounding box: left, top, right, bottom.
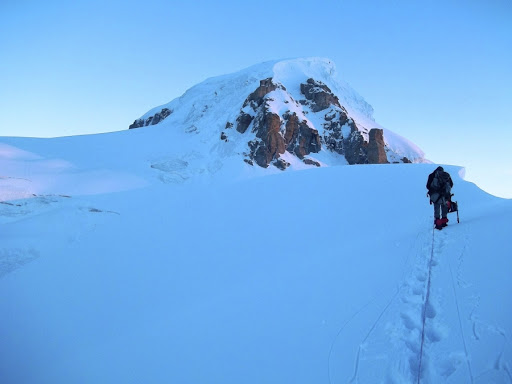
426, 166, 454, 230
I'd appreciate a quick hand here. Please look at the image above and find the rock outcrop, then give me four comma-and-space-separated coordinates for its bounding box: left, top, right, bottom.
252, 111, 285, 168
343, 130, 367, 165
367, 128, 388, 164
236, 112, 253, 134
283, 112, 321, 159
300, 78, 341, 112
322, 107, 358, 157
243, 78, 281, 109
235, 79, 325, 168
232, 76, 395, 168
129, 108, 172, 129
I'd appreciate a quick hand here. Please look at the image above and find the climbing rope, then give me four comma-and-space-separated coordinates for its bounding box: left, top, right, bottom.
417, 225, 436, 384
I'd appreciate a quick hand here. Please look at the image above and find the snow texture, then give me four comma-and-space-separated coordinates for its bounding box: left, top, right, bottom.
1, 123, 511, 383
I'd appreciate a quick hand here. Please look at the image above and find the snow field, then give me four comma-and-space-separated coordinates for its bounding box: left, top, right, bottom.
0, 127, 510, 383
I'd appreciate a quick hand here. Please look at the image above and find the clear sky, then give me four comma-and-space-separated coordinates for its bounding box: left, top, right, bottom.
1, 0, 511, 197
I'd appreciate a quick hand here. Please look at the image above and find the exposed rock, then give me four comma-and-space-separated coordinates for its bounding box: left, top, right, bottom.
220, 132, 228, 141
129, 108, 172, 129
300, 78, 341, 112
232, 76, 417, 168
243, 78, 284, 109
235, 77, 339, 167
283, 112, 300, 146
283, 113, 321, 158
344, 130, 368, 165
402, 157, 411, 163
153, 108, 172, 124
236, 112, 254, 134
236, 79, 283, 134
367, 128, 388, 164
225, 122, 233, 129
129, 119, 143, 129
322, 110, 355, 155
252, 112, 285, 167
273, 158, 290, 170
295, 122, 321, 158
303, 158, 321, 167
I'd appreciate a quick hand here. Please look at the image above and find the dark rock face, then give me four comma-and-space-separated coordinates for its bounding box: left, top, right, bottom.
245, 108, 322, 167
234, 77, 394, 168
235, 78, 283, 136
284, 113, 321, 158
283, 112, 299, 146
252, 112, 286, 168
296, 122, 321, 158
273, 158, 290, 170
322, 108, 356, 155
129, 108, 172, 129
367, 128, 388, 164
300, 78, 341, 112
243, 78, 283, 109
129, 120, 143, 129
303, 158, 321, 167
234, 77, 335, 168
344, 130, 368, 165
236, 112, 254, 134
235, 78, 287, 167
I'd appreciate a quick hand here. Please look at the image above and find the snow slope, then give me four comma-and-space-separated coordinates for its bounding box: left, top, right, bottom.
0, 131, 511, 384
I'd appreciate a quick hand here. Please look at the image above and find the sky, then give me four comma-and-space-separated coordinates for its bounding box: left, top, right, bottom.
1, 0, 511, 197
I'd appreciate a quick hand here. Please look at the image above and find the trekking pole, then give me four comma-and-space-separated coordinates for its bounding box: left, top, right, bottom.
453, 195, 460, 223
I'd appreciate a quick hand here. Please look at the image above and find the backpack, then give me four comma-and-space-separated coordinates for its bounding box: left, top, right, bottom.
430, 170, 451, 197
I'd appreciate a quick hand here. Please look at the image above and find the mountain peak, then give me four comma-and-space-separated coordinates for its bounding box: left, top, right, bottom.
129, 58, 425, 169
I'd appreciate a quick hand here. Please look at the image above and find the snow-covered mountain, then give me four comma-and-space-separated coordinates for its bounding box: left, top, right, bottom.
1, 58, 511, 384
128, 58, 426, 169
0, 61, 427, 200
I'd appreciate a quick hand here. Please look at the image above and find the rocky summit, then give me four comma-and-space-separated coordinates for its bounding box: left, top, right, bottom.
128, 58, 425, 170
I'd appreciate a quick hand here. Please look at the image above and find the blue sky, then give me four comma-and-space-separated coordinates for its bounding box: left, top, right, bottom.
1, 0, 511, 197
